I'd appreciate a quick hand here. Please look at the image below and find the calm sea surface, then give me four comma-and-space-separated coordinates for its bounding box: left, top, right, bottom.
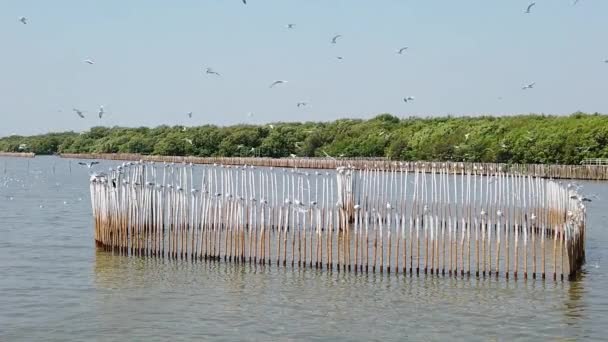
1, 156, 607, 341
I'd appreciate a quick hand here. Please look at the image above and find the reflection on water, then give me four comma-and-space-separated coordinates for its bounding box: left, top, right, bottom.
1, 156, 608, 341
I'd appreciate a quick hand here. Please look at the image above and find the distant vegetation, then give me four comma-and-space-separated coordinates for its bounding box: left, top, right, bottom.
1, 113, 607, 164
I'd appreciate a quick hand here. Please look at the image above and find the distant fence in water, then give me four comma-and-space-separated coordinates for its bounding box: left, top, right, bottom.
62, 153, 608, 181
0, 152, 35, 158
89, 161, 587, 280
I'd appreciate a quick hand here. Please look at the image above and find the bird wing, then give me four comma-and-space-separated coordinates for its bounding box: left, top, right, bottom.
242, 0, 246, 4
91, 161, 100, 165
78, 162, 87, 166
332, 35, 342, 43
526, 2, 535, 11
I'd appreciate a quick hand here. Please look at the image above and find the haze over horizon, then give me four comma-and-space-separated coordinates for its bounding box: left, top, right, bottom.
2, 0, 607, 136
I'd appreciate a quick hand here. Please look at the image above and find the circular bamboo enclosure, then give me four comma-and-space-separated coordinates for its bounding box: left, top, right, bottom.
89, 161, 587, 280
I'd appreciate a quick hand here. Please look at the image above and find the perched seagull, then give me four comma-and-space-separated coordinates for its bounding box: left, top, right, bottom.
286, 23, 295, 29
397, 47, 409, 54
98, 105, 104, 119
187, 111, 193, 118
269, 80, 287, 88
78, 161, 100, 168
206, 68, 221, 76
297, 101, 308, 108
184, 138, 193, 145
84, 59, 95, 65
19, 16, 27, 25
525, 2, 536, 13
403, 96, 415, 103
73, 108, 85, 118
522, 82, 536, 90
331, 34, 342, 44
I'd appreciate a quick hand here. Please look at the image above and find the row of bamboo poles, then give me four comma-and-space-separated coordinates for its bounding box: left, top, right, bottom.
0, 152, 35, 158
90, 161, 587, 280
64, 153, 608, 181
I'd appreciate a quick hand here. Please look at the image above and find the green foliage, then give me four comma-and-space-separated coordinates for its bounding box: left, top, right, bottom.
1, 113, 607, 164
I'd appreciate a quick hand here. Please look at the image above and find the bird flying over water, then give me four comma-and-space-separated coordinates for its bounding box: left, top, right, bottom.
397, 47, 408, 54
331, 34, 342, 44
604, 59, 608, 64
206, 68, 221, 76
19, 16, 27, 24
242, 0, 247, 4
525, 2, 536, 13
98, 105, 104, 119
522, 82, 535, 90
403, 96, 415, 103
269, 80, 287, 88
336, 56, 344, 60
286, 24, 295, 29
78, 161, 100, 168
73, 108, 85, 118
297, 101, 308, 108
84, 59, 95, 65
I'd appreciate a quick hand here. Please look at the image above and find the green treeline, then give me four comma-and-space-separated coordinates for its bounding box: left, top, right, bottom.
1, 113, 608, 164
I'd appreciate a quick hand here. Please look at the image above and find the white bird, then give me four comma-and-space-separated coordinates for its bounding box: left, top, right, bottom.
78, 161, 100, 168
187, 111, 193, 118
403, 96, 415, 103
184, 138, 193, 145
465, 133, 470, 140
247, 112, 253, 118
19, 16, 27, 25
290, 154, 297, 158
297, 101, 308, 108
206, 68, 221, 76
268, 124, 275, 129
98, 105, 104, 119
269, 80, 287, 88
73, 108, 85, 118
84, 59, 95, 65
397, 47, 408, 54
286, 24, 295, 29
525, 2, 536, 13
522, 82, 535, 90
331, 34, 342, 44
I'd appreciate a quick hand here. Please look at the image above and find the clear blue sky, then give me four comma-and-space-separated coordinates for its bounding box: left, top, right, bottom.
1, 0, 607, 136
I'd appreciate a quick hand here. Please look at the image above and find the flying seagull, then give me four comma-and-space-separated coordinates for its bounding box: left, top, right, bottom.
187, 111, 193, 118
246, 112, 253, 118
331, 34, 342, 44
286, 24, 295, 29
206, 68, 221, 76
269, 80, 287, 88
522, 82, 535, 90
397, 47, 409, 54
84, 59, 95, 65
297, 101, 308, 108
242, 0, 246, 4
78, 161, 100, 168
184, 138, 193, 145
19, 16, 27, 25
268, 124, 275, 129
603, 59, 608, 64
98, 105, 104, 119
403, 96, 415, 103
525, 2, 536, 13
73, 108, 85, 118
336, 56, 344, 60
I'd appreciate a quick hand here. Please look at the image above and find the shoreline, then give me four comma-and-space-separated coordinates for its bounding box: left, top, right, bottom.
0, 152, 35, 158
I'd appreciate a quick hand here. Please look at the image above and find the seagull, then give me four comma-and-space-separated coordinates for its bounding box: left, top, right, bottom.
297, 101, 308, 108
403, 96, 415, 103
247, 112, 253, 118
336, 56, 344, 60
206, 68, 221, 76
464, 133, 470, 140
603, 59, 608, 64
269, 80, 287, 88
78, 161, 100, 169
397, 47, 408, 54
525, 2, 536, 13
19, 16, 27, 25
290, 154, 297, 158
184, 138, 193, 145
522, 82, 535, 90
331, 34, 342, 44
98, 105, 104, 119
84, 59, 95, 65
268, 124, 275, 129
187, 111, 193, 118
286, 24, 295, 29
242, 0, 247, 4
73, 108, 85, 118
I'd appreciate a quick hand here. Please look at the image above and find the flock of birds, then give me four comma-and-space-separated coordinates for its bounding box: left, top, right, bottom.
15, 1, 608, 124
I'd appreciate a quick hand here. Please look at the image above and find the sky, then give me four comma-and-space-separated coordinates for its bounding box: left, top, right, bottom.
1, 0, 607, 136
